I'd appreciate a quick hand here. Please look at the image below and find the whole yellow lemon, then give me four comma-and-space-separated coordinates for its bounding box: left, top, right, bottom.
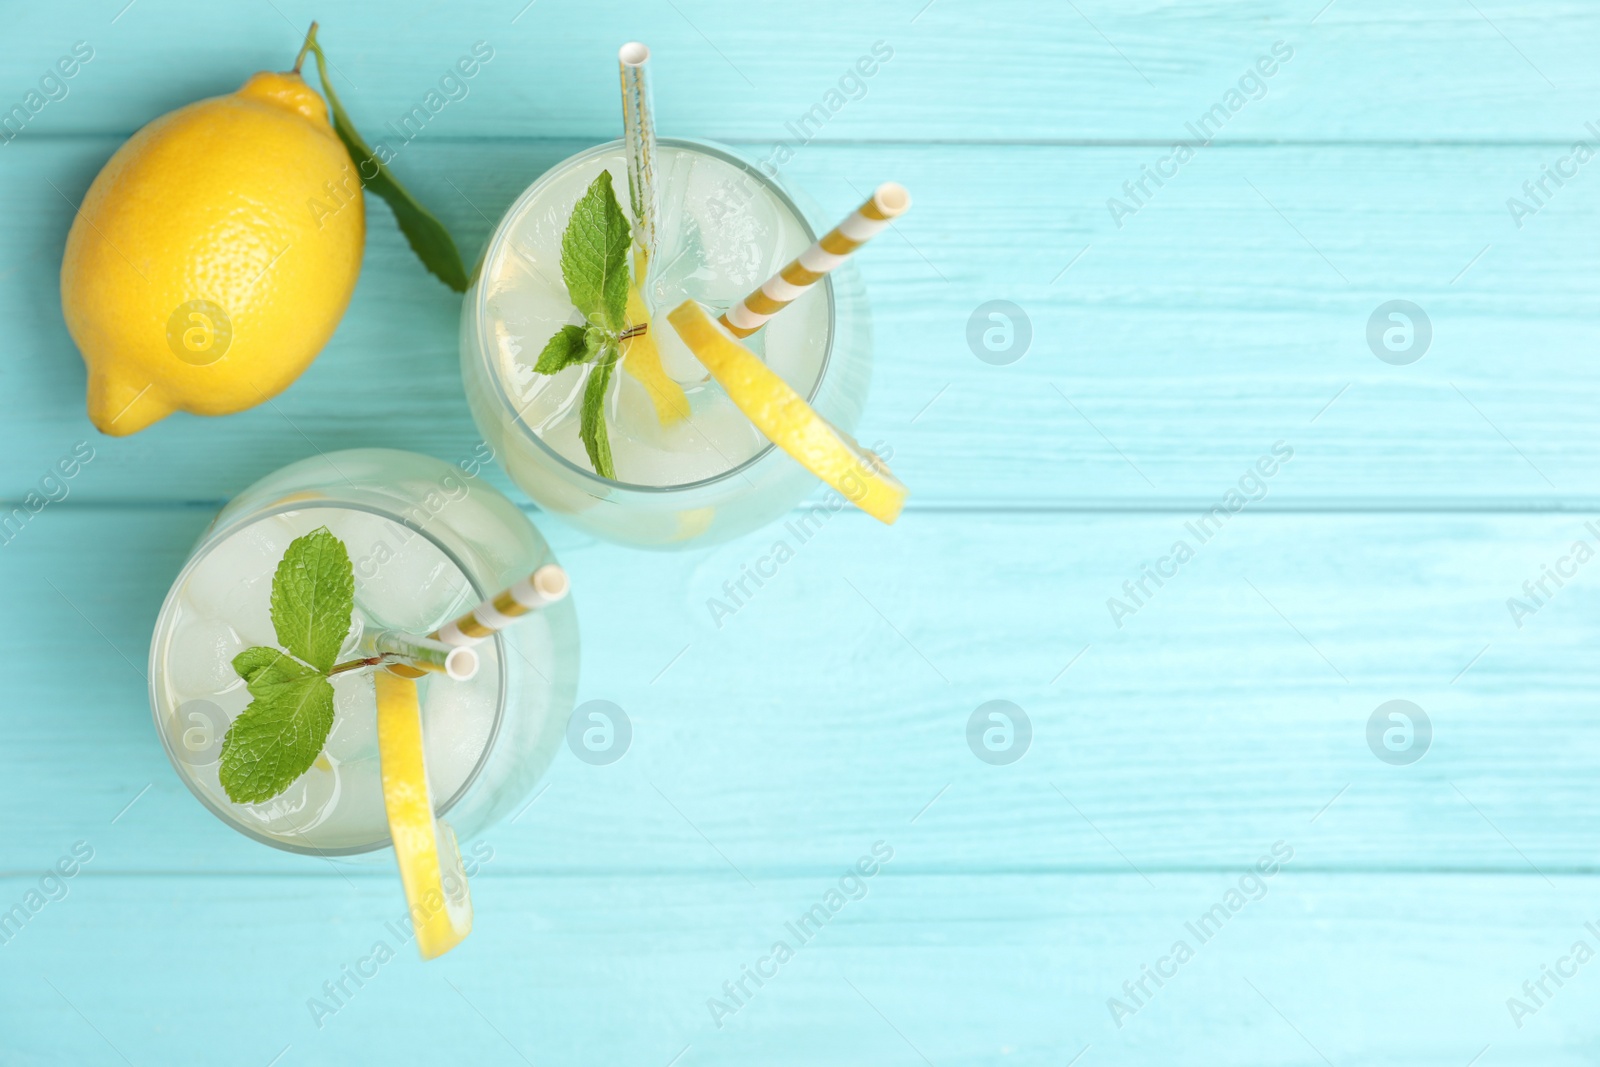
61, 70, 364, 435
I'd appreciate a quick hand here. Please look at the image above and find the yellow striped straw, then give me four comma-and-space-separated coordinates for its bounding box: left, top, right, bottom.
372, 631, 479, 681
719, 182, 910, 339
386, 564, 570, 679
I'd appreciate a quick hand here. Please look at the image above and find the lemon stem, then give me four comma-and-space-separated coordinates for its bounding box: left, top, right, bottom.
292, 21, 318, 75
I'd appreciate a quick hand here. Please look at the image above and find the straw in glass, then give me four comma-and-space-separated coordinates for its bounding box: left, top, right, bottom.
619, 42, 659, 272
385, 564, 571, 679
372, 631, 479, 681
719, 182, 911, 339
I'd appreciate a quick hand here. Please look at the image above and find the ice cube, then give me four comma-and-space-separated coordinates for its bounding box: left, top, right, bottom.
339, 614, 365, 660
486, 261, 579, 370
610, 372, 665, 448
355, 532, 473, 633
650, 201, 715, 298
609, 392, 766, 486
677, 154, 786, 294
208, 683, 252, 719
324, 673, 379, 764
432, 485, 531, 579
507, 168, 595, 266
183, 520, 286, 618
167, 615, 246, 698
239, 763, 339, 838
508, 361, 586, 434
269, 510, 337, 541
324, 511, 401, 579
423, 669, 496, 800
650, 311, 714, 384
221, 573, 277, 649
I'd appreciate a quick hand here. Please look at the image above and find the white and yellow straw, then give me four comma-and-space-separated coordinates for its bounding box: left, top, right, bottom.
719, 182, 911, 339
371, 632, 479, 681
386, 564, 570, 679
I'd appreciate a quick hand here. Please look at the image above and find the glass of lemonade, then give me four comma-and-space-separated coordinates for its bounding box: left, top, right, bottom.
148, 448, 578, 857
460, 138, 871, 549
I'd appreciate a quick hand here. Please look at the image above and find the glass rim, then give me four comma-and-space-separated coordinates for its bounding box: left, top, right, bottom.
467, 136, 836, 495
147, 499, 507, 858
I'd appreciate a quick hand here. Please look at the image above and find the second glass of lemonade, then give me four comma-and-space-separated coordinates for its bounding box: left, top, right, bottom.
461, 139, 871, 549
149, 449, 578, 857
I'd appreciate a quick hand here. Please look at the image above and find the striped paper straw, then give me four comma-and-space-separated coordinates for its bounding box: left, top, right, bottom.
385, 564, 571, 679
619, 42, 658, 269
719, 182, 910, 339
373, 631, 479, 681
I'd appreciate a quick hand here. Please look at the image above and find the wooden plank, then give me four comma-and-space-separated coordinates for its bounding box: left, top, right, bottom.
6, 507, 1596, 874
0, 870, 1591, 1065
6, 139, 1599, 507
2, 1, 1596, 142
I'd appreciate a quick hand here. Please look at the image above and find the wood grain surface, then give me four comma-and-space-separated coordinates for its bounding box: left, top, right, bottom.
0, 1, 1594, 1064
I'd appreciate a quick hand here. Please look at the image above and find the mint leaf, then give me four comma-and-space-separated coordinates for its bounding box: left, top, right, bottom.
269, 527, 354, 673
580, 340, 620, 480
219, 662, 336, 804
232, 646, 303, 685
533, 324, 590, 375
237, 649, 320, 696
560, 170, 631, 332
304, 27, 470, 291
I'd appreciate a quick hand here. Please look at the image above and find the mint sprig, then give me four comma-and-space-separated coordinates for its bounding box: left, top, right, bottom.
299, 23, 470, 292
531, 170, 634, 479
532, 324, 590, 375
218, 527, 355, 804
561, 170, 632, 332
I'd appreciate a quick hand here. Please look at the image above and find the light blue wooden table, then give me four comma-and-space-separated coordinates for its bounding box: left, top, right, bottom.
4, 1, 1597, 1063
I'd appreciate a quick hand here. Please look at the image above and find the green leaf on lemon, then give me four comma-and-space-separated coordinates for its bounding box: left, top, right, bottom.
303, 25, 470, 292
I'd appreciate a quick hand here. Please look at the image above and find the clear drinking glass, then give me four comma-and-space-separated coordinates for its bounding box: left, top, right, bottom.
147, 448, 578, 857
460, 138, 872, 549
